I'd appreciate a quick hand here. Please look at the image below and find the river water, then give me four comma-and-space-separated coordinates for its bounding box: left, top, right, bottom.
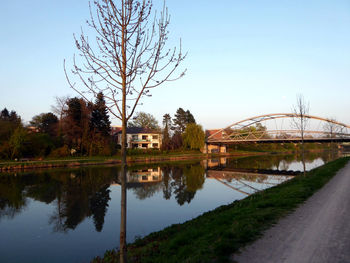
0, 151, 343, 263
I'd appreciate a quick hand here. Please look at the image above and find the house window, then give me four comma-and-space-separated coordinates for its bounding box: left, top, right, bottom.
152, 176, 159, 181
152, 143, 158, 148
142, 176, 148, 181
142, 135, 148, 140
132, 135, 138, 140
142, 144, 148, 148
133, 144, 138, 148
152, 135, 158, 140
152, 168, 158, 172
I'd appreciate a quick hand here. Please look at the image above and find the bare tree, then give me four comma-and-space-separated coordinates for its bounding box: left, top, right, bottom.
51, 96, 69, 121
323, 117, 343, 150
323, 117, 342, 139
51, 96, 69, 135
292, 94, 310, 175
292, 94, 310, 144
64, 1, 185, 261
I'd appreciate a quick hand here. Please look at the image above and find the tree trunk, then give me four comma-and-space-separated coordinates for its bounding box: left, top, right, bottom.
120, 112, 127, 263
120, 10, 128, 262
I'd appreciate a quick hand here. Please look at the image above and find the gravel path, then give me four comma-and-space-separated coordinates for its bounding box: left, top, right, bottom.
231, 161, 350, 263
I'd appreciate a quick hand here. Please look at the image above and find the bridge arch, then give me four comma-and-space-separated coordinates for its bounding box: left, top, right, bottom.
207, 113, 350, 144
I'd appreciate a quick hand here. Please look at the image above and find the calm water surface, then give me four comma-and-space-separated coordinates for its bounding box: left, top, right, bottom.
0, 151, 343, 263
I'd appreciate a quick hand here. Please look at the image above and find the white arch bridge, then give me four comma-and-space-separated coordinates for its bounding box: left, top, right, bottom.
207, 113, 350, 147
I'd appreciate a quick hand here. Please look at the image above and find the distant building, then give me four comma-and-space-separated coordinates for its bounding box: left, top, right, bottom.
27, 126, 40, 133
112, 126, 162, 149
205, 129, 227, 153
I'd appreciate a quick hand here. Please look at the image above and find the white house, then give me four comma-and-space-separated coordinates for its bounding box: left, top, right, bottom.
112, 126, 162, 149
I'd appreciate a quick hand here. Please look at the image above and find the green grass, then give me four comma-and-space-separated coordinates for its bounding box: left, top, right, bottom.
92, 157, 349, 263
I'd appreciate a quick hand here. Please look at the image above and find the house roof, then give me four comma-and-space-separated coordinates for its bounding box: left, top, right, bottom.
111, 126, 122, 135
205, 129, 224, 139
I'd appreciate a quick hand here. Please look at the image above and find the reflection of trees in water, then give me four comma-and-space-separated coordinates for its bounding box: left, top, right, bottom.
279, 160, 290, 171
89, 186, 111, 232
162, 166, 172, 200
0, 163, 207, 231
0, 167, 116, 232
171, 166, 194, 206
0, 175, 29, 221
48, 168, 115, 232
128, 163, 206, 206
170, 164, 205, 206
131, 183, 162, 200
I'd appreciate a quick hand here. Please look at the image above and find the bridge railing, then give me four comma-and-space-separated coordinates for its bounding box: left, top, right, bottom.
208, 130, 350, 142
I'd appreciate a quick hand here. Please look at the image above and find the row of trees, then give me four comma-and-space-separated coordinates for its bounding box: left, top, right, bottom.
0, 102, 205, 159
0, 92, 114, 159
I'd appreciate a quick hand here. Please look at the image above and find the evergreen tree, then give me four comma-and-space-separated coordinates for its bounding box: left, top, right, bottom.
0, 108, 10, 120
172, 108, 186, 133
62, 97, 91, 152
185, 110, 195, 124
0, 108, 22, 144
90, 92, 111, 137
162, 114, 172, 150
172, 108, 196, 133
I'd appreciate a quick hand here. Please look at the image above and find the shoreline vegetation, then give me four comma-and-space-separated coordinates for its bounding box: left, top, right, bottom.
91, 157, 349, 263
0, 150, 265, 172
0, 144, 341, 172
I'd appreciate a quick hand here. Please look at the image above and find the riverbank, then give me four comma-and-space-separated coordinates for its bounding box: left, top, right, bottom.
0, 150, 263, 172
92, 157, 349, 263
232, 159, 350, 263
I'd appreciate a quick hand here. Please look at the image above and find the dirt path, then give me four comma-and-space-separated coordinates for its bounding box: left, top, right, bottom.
231, 161, 350, 263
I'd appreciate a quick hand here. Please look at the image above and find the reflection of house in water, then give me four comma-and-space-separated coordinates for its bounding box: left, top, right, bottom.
129, 167, 162, 183
110, 167, 162, 186
204, 157, 227, 169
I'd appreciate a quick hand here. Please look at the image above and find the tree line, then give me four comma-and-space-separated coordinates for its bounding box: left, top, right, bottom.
0, 93, 113, 159
0, 97, 205, 160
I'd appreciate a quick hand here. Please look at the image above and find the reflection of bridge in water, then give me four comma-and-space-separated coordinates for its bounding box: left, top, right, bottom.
205, 156, 297, 195
207, 169, 294, 196
206, 113, 350, 153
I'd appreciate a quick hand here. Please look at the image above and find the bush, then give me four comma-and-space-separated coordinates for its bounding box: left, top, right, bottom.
50, 145, 70, 158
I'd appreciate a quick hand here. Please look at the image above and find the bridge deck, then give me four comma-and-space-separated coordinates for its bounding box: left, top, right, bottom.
208, 138, 350, 144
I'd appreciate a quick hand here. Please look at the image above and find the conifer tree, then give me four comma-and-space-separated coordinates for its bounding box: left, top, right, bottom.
90, 92, 111, 137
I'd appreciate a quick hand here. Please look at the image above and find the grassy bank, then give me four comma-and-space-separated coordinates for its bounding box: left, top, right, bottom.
0, 150, 261, 172
92, 157, 349, 263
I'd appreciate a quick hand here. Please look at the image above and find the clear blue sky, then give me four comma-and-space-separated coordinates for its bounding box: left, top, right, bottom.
1, 0, 349, 129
